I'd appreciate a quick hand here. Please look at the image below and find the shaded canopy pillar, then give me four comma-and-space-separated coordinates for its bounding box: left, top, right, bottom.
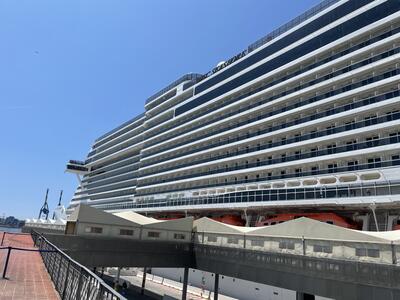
141, 267, 147, 295
182, 267, 189, 300
214, 273, 219, 300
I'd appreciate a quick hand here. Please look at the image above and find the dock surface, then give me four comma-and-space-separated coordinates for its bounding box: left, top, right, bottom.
0, 232, 59, 300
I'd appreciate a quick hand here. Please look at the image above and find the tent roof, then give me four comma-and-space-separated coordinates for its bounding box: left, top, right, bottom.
248, 217, 389, 243
360, 230, 400, 242
114, 211, 193, 231
68, 206, 398, 243
194, 217, 254, 234
113, 211, 161, 225
145, 217, 194, 231
68, 204, 135, 227
69, 205, 193, 232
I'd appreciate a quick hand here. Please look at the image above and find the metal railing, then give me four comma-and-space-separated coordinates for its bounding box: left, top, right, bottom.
144, 65, 400, 158
0, 231, 55, 279
143, 24, 400, 148
193, 231, 398, 265
69, 160, 86, 166
94, 112, 145, 145
31, 231, 126, 300
141, 86, 400, 169
98, 177, 400, 211
142, 134, 400, 186
248, 0, 340, 52
145, 73, 204, 106
136, 159, 400, 196
67, 164, 89, 172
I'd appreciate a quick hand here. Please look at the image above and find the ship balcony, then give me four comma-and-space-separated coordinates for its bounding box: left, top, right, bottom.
66, 160, 89, 174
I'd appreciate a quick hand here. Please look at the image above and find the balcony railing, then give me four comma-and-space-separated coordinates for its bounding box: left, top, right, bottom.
141, 135, 400, 186
94, 112, 145, 145
66, 164, 89, 172
143, 26, 400, 147
98, 177, 400, 211
140, 95, 400, 176
146, 73, 204, 106
247, 0, 340, 52
31, 231, 126, 300
143, 63, 400, 159
136, 157, 400, 197
69, 160, 86, 166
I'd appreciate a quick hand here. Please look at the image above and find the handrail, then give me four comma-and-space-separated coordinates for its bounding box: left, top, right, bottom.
99, 176, 400, 210
143, 24, 400, 149
193, 231, 399, 246
31, 230, 126, 300
142, 134, 400, 186
141, 87, 400, 170
136, 159, 400, 197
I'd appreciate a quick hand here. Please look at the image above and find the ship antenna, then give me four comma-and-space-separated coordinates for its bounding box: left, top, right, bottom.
38, 188, 50, 220
58, 190, 63, 206
52, 190, 63, 219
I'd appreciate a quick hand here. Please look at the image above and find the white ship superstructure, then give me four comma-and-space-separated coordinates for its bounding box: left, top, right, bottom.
68, 0, 400, 231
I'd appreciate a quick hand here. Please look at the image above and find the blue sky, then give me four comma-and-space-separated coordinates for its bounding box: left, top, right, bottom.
0, 0, 320, 219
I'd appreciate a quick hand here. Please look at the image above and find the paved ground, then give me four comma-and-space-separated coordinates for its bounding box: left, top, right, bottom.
0, 232, 59, 300
122, 274, 205, 300
105, 269, 236, 300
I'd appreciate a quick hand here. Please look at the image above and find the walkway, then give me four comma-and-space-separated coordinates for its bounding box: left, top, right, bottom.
0, 232, 59, 300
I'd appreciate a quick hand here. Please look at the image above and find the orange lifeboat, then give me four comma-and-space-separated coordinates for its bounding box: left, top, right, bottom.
154, 213, 185, 220
211, 215, 245, 226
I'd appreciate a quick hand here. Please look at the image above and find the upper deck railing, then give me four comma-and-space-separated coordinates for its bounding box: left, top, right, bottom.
94, 112, 145, 144
145, 73, 204, 106
202, 0, 341, 77
247, 0, 340, 53
91, 0, 341, 148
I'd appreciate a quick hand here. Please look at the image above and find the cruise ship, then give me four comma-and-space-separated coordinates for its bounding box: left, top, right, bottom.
67, 0, 400, 233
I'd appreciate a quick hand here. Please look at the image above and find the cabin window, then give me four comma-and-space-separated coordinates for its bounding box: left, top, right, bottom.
279, 241, 295, 250
85, 226, 103, 234
313, 245, 332, 253
227, 237, 239, 244
119, 229, 134, 236
174, 233, 186, 240
148, 231, 160, 238
356, 248, 380, 258
251, 239, 264, 247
